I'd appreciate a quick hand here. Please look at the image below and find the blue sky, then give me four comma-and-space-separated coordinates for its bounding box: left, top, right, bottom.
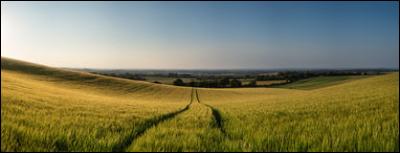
1, 1, 398, 69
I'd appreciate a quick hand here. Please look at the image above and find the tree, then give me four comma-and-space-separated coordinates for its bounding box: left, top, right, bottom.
173, 78, 185, 86
220, 77, 230, 87
230, 79, 242, 87
153, 81, 161, 84
188, 81, 196, 87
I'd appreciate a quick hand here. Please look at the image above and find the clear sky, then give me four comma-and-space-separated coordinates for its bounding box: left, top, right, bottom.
1, 1, 399, 69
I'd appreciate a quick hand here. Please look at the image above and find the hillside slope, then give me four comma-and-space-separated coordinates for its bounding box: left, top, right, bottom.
1, 57, 192, 151
274, 75, 369, 90
198, 73, 399, 151
1, 57, 398, 152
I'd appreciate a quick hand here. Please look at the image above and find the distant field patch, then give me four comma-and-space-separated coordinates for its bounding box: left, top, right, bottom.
256, 80, 287, 86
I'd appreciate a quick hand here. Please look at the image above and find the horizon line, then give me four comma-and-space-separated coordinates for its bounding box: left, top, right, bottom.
2, 56, 398, 71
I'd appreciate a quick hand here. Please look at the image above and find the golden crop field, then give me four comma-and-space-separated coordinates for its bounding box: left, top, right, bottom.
1, 57, 399, 152
1, 58, 192, 152
198, 73, 399, 151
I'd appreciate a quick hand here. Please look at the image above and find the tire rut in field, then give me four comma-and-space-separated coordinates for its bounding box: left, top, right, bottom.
195, 89, 226, 134
112, 88, 195, 152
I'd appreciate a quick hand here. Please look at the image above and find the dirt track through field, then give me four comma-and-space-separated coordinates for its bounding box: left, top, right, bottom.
195, 89, 226, 135
112, 88, 195, 152
117, 88, 227, 152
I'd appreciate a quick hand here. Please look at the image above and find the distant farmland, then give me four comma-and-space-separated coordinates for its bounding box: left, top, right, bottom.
1, 57, 399, 152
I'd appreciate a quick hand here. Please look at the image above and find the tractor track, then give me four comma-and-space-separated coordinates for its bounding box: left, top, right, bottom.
195, 89, 226, 134
115, 88, 227, 151
112, 88, 195, 152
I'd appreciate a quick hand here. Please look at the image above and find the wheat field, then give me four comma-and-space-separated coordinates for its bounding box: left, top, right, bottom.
1, 57, 398, 152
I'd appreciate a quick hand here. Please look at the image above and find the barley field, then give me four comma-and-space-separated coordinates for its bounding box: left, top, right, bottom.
1, 57, 399, 152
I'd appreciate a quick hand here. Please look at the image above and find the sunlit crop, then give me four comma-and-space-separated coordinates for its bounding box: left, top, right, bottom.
1, 57, 398, 152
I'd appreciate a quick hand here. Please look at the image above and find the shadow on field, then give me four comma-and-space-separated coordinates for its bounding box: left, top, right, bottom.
112, 89, 195, 152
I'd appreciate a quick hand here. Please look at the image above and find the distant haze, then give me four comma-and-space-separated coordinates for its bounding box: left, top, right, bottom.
1, 1, 399, 69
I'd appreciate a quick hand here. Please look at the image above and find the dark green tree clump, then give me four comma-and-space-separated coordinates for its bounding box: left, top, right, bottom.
173, 78, 185, 86
230, 79, 242, 87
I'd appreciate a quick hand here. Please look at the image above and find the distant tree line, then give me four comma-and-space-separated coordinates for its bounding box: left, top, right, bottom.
90, 70, 384, 88
173, 77, 248, 88
256, 71, 382, 82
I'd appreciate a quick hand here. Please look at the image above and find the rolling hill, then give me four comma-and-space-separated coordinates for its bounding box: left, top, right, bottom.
1, 57, 192, 151
1, 57, 398, 152
274, 75, 370, 90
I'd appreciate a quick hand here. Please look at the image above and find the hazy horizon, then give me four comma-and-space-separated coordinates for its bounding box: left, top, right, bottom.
1, 1, 399, 69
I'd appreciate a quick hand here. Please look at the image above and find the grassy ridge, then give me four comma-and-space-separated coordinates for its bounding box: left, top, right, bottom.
275, 75, 369, 90
1, 57, 189, 98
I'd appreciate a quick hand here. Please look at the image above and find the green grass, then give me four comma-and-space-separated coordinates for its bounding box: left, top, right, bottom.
1, 57, 398, 152
275, 75, 369, 90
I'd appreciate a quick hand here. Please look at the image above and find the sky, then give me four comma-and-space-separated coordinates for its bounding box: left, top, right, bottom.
1, 1, 399, 69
